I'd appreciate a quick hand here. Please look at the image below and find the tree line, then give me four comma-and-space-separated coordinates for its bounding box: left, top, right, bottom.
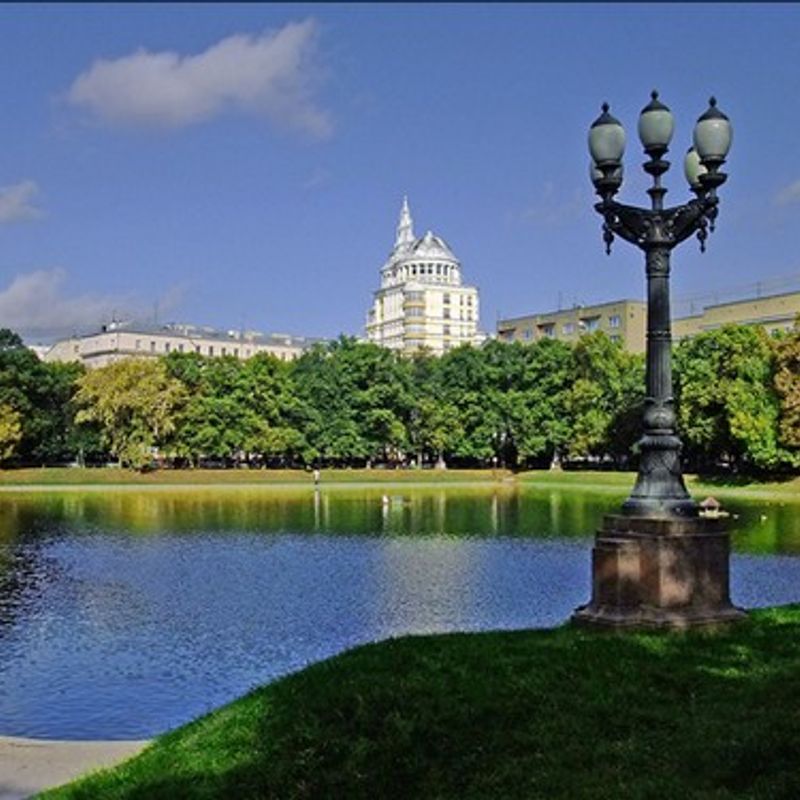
0, 323, 797, 474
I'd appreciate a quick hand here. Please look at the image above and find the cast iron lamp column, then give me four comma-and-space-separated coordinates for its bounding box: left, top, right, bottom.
573, 92, 744, 628
592, 91, 730, 516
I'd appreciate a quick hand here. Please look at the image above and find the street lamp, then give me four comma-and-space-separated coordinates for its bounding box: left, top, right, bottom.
573, 91, 744, 629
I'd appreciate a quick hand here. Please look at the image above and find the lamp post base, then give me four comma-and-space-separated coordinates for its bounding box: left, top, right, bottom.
572, 514, 746, 630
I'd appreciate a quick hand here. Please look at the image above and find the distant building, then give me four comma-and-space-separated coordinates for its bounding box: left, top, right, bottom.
366, 198, 481, 355
497, 288, 800, 353
673, 289, 800, 340
497, 299, 647, 353
43, 320, 320, 369
27, 344, 52, 361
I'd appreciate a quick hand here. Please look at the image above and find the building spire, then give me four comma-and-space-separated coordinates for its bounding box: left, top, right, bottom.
394, 195, 415, 251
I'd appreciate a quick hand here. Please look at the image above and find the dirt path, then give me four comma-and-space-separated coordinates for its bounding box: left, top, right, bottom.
0, 736, 149, 799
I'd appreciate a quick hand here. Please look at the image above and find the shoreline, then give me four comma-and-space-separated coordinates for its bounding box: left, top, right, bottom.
0, 468, 796, 501
34, 606, 800, 799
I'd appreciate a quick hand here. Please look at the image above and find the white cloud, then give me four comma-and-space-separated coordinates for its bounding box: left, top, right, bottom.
0, 269, 136, 340
302, 166, 332, 191
775, 180, 800, 207
66, 20, 331, 136
520, 183, 584, 228
0, 180, 42, 223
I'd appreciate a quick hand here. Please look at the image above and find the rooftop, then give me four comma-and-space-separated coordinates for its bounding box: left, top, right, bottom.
86, 320, 322, 348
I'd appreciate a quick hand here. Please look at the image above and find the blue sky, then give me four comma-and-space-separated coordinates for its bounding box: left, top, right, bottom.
1, 3, 799, 342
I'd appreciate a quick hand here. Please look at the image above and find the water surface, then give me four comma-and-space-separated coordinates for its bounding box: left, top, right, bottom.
0, 485, 797, 739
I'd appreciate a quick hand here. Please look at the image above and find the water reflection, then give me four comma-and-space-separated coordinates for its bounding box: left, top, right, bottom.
0, 485, 625, 540
0, 486, 797, 739
1, 486, 796, 549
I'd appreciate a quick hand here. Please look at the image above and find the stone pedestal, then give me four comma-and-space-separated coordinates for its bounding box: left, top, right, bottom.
572, 515, 745, 629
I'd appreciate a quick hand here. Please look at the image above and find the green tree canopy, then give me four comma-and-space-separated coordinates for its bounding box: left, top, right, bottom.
75, 358, 186, 469
0, 403, 22, 462
772, 322, 800, 458
565, 332, 644, 464
675, 325, 791, 472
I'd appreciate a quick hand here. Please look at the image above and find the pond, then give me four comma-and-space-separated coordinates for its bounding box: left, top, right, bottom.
0, 484, 798, 740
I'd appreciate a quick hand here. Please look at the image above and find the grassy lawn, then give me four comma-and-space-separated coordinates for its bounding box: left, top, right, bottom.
0, 467, 798, 499
517, 470, 800, 502
41, 606, 800, 799
0, 467, 513, 487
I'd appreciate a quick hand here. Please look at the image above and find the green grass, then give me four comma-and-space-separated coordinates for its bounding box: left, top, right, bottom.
1, 467, 798, 500
42, 606, 800, 799
517, 469, 800, 501
0, 467, 513, 487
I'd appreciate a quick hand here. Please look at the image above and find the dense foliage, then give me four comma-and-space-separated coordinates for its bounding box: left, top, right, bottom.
1, 323, 797, 474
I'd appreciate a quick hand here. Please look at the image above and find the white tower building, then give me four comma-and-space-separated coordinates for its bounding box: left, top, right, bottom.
366, 198, 480, 355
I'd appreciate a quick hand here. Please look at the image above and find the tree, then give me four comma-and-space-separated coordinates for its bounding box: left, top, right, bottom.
0, 403, 22, 461
509, 338, 574, 466
565, 332, 644, 464
0, 330, 90, 464
0, 329, 24, 350
675, 325, 790, 472
408, 396, 463, 468
164, 351, 314, 466
240, 354, 313, 465
773, 321, 800, 457
436, 343, 497, 464
166, 355, 254, 464
75, 359, 186, 469
293, 338, 414, 466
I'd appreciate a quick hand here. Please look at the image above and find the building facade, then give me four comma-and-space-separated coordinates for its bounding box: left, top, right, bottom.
673, 290, 800, 340
43, 321, 318, 369
497, 289, 800, 353
366, 198, 480, 355
497, 299, 647, 353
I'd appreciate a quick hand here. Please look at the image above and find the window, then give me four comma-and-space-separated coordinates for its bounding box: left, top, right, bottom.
165, 342, 171, 353
443, 293, 451, 304
73, 344, 79, 354
538, 324, 555, 338
562, 323, 575, 335
407, 306, 424, 318
443, 324, 451, 336
582, 316, 600, 332
135, 339, 141, 350
178, 343, 184, 353
150, 341, 156, 352
443, 308, 451, 319
234, 348, 239, 357
523, 328, 533, 340
609, 314, 621, 329
436, 264, 441, 275
208, 346, 214, 356
611, 334, 621, 343
221, 347, 227, 356
195, 345, 201, 354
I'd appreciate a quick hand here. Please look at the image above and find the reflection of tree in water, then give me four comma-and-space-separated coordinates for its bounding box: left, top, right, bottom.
0, 498, 70, 635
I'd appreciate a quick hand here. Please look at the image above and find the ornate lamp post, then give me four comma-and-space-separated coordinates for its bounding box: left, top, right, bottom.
573, 92, 745, 629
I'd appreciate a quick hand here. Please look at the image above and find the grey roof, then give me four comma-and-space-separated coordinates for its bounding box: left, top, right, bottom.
91, 320, 324, 348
